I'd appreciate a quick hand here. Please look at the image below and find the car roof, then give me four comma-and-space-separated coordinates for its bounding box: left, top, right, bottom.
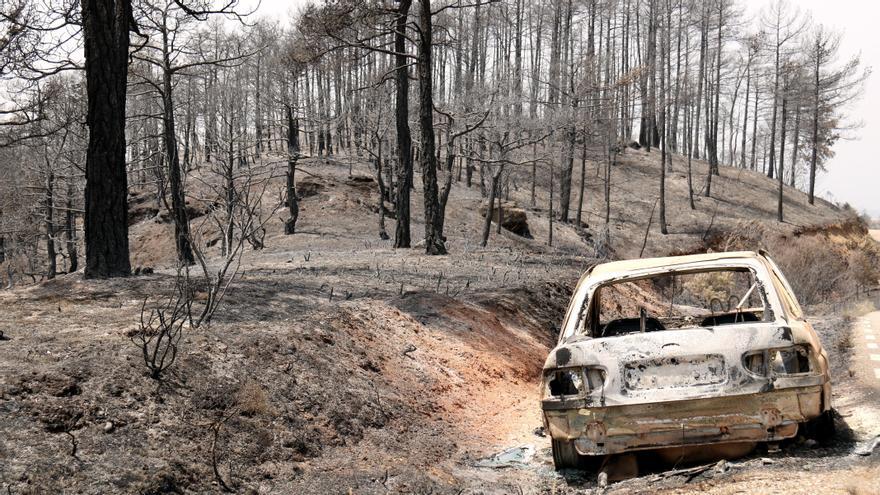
589, 251, 765, 278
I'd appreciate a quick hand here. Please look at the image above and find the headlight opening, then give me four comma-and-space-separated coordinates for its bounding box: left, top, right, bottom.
744, 346, 813, 376
546, 368, 605, 397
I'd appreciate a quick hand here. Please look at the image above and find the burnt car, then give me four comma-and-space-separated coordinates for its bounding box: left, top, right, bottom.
542, 251, 833, 469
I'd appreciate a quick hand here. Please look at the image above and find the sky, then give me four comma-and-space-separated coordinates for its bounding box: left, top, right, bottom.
250, 0, 879, 216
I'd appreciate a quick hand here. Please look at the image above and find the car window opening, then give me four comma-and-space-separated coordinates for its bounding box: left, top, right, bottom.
577, 268, 773, 338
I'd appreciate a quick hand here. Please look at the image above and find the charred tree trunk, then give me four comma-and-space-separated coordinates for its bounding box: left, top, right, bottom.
559, 116, 576, 223
768, 38, 781, 180
255, 54, 263, 156
480, 167, 501, 248
576, 125, 587, 226
284, 106, 300, 235
777, 92, 787, 223
45, 171, 57, 279
741, 50, 751, 169
161, 27, 194, 266
438, 116, 456, 238
658, 1, 668, 234
65, 181, 79, 273
417, 0, 446, 255
709, 1, 723, 175
692, 4, 707, 160
81, 0, 132, 278
375, 138, 390, 240
223, 109, 235, 257
790, 102, 801, 188
394, 0, 413, 249
809, 44, 820, 205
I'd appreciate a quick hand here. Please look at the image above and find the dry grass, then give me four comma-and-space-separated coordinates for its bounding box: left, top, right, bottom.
234, 380, 275, 417
842, 299, 877, 320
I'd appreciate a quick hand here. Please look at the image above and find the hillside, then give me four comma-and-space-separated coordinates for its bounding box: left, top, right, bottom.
126, 146, 852, 271
2, 151, 879, 494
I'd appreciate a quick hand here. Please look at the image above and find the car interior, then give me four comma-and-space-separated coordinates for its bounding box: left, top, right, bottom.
577, 268, 771, 338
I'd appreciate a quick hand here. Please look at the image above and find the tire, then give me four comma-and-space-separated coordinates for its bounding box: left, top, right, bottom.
802, 409, 836, 445
551, 438, 582, 470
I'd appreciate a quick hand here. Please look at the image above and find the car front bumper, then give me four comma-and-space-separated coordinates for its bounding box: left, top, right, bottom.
542, 385, 826, 455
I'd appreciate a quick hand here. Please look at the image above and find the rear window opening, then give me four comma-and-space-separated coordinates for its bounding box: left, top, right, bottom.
577, 268, 772, 338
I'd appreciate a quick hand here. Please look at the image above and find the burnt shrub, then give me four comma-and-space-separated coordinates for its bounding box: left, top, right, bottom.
765, 235, 853, 305
713, 219, 880, 305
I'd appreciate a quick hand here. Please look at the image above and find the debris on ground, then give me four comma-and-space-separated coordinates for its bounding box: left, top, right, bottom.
474, 445, 536, 468
855, 435, 880, 456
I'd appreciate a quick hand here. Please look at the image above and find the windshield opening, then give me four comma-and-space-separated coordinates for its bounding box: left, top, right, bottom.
576, 268, 772, 338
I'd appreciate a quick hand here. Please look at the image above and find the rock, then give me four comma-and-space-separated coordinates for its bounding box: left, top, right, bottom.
402, 344, 417, 358
803, 438, 818, 448
184, 202, 208, 220
103, 421, 114, 433
760, 457, 774, 465
478, 201, 533, 238
345, 175, 376, 194
40, 405, 83, 432
358, 359, 381, 373
152, 210, 168, 224
297, 178, 323, 199
47, 376, 81, 397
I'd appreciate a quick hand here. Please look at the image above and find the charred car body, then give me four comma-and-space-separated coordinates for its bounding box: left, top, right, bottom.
542, 251, 833, 469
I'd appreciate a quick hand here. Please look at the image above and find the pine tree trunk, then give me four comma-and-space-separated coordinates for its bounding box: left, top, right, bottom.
81, 0, 132, 278
576, 125, 587, 226
45, 171, 57, 279
480, 169, 499, 247
778, 94, 788, 222
692, 5, 707, 160
809, 44, 820, 205
65, 181, 79, 273
394, 0, 413, 248
658, 0, 668, 234
741, 52, 750, 169
417, 0, 446, 255
751, 81, 760, 170
790, 103, 801, 188
162, 26, 194, 266
710, 1, 723, 174
768, 39, 781, 179
284, 106, 300, 235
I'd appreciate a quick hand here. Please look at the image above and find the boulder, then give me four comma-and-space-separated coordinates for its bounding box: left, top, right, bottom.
479, 201, 532, 238
297, 178, 324, 199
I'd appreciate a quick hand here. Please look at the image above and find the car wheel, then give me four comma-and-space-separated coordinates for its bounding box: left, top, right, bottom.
551, 438, 582, 470
802, 409, 835, 444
